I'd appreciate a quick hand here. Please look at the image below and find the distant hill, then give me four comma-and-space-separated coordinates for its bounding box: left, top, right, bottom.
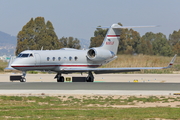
0, 31, 16, 55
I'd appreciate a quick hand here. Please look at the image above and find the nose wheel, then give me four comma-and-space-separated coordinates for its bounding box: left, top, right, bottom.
20, 71, 26, 82
20, 77, 26, 82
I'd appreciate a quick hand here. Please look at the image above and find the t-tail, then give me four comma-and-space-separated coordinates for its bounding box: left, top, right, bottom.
87, 24, 121, 62
87, 24, 157, 62
98, 24, 158, 55
100, 24, 121, 55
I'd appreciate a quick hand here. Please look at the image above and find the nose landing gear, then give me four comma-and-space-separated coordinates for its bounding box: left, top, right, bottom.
20, 71, 26, 82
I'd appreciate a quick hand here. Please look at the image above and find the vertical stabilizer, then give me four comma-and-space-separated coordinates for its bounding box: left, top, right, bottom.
100, 24, 121, 55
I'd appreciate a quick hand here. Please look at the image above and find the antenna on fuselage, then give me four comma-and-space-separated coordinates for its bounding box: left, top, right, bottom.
41, 46, 43, 50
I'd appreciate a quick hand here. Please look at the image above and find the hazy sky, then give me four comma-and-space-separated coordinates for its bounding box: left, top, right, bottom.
0, 0, 180, 40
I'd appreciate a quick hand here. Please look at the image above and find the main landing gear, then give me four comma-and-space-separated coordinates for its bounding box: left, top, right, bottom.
54, 73, 64, 82
54, 72, 94, 82
86, 72, 94, 82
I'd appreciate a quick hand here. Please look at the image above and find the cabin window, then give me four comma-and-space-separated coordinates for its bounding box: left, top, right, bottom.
47, 57, 50, 61
58, 57, 61, 61
53, 57, 55, 61
69, 56, 72, 61
74, 56, 78, 61
64, 57, 67, 61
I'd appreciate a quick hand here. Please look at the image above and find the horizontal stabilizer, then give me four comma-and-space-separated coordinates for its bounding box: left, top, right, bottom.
97, 24, 159, 29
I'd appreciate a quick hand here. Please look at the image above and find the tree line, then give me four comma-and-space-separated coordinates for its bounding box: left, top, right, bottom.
90, 23, 180, 56
16, 17, 180, 56
15, 17, 80, 55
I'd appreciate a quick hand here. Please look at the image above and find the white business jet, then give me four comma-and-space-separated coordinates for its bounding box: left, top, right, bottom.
11, 24, 176, 82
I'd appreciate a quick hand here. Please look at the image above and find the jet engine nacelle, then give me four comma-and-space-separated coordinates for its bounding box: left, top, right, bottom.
87, 48, 115, 62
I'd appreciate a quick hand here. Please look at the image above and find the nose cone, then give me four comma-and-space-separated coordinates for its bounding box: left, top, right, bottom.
11, 58, 27, 71
11, 60, 21, 70
11, 57, 36, 71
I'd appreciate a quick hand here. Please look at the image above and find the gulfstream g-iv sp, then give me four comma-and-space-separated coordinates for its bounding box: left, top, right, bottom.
11, 24, 177, 82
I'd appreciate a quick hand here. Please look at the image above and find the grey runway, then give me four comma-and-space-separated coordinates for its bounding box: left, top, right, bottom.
0, 82, 180, 91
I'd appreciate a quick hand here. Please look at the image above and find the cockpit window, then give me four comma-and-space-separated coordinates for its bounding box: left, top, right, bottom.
29, 54, 33, 57
21, 54, 29, 57
17, 53, 33, 58
17, 54, 22, 57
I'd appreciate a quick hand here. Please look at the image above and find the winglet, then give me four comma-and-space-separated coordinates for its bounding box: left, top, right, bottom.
4, 56, 16, 71
165, 54, 177, 68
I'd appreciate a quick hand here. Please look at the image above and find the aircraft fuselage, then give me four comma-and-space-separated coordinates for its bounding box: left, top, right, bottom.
11, 48, 110, 72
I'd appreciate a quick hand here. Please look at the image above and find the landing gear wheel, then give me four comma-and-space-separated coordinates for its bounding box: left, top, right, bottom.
20, 78, 26, 82
86, 77, 94, 82
20, 71, 27, 82
86, 72, 94, 82
55, 73, 64, 82
57, 76, 64, 82
60, 77, 64, 82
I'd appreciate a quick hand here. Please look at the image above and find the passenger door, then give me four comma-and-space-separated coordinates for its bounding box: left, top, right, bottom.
34, 53, 41, 65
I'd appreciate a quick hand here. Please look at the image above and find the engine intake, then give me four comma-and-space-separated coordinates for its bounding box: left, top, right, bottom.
87, 49, 96, 58
87, 48, 115, 62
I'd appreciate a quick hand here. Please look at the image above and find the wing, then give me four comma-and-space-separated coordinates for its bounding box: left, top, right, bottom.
60, 54, 177, 74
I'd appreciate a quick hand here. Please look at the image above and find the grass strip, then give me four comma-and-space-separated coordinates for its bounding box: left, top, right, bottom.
0, 96, 180, 119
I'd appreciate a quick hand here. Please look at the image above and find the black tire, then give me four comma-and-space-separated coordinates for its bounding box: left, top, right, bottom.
57, 76, 64, 82
20, 78, 26, 82
57, 77, 60, 82
60, 76, 64, 82
86, 77, 94, 82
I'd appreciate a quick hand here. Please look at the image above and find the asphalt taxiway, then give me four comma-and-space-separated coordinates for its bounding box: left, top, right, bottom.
0, 82, 180, 90
1, 73, 180, 82
0, 82, 180, 96
0, 74, 180, 96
